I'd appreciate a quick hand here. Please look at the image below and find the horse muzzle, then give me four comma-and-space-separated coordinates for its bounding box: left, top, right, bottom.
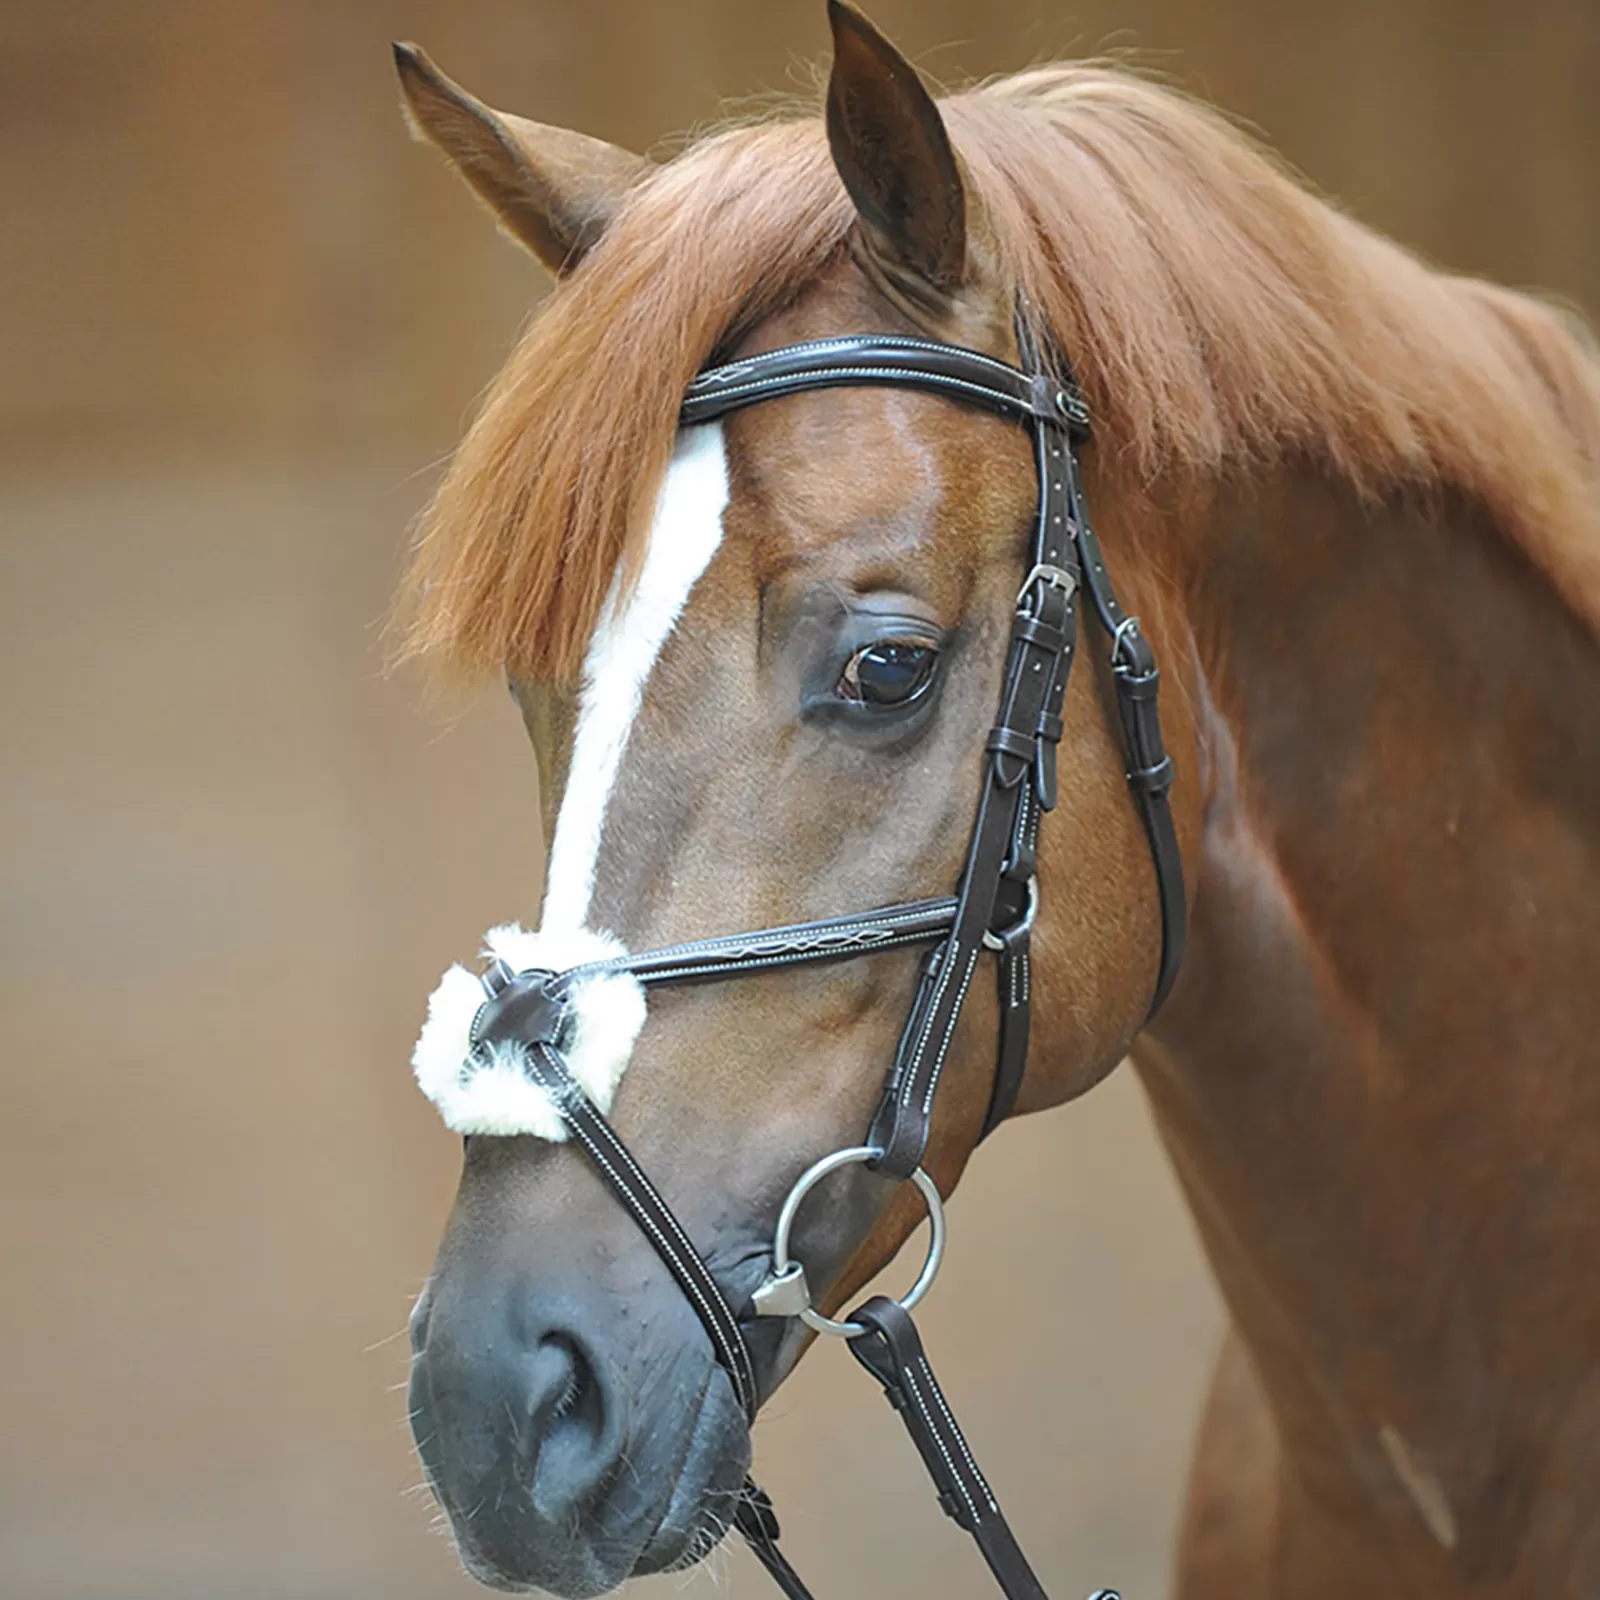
408, 1233, 753, 1597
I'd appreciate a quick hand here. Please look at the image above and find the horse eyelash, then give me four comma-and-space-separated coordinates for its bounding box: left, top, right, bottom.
548, 1369, 583, 1424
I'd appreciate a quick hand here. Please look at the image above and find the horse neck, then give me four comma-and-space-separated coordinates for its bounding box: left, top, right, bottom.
1134, 463, 1600, 1559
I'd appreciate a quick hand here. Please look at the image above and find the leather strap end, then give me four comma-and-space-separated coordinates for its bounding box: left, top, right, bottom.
987, 726, 1036, 791
1034, 740, 1058, 812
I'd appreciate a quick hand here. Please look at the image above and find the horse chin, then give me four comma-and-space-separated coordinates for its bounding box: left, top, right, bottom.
437, 1368, 751, 1599
630, 1376, 752, 1581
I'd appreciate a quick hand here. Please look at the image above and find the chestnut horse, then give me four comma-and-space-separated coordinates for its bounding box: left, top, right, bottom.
395, 5, 1600, 1595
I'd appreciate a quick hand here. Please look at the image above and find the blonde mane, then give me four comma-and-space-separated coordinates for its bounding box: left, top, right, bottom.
397, 66, 1600, 683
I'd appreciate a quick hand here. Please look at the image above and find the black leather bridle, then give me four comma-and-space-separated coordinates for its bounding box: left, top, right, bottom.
464, 323, 1186, 1600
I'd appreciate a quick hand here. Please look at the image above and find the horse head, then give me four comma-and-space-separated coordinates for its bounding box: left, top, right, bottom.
396, 5, 1196, 1593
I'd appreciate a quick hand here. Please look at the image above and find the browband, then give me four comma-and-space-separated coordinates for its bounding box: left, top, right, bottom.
681, 332, 1091, 432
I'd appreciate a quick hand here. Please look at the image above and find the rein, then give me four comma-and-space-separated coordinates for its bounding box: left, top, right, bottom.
464, 326, 1186, 1599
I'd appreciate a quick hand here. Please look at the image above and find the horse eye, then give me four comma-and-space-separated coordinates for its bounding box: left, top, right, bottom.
837, 640, 939, 707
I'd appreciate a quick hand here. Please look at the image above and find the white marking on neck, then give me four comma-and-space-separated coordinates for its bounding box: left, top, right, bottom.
1379, 1424, 1459, 1550
540, 423, 730, 932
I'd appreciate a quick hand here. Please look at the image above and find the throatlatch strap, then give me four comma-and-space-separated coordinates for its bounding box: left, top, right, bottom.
1066, 446, 1187, 1014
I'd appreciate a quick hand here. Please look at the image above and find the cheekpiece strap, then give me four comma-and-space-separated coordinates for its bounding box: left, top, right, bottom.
864, 338, 1083, 1175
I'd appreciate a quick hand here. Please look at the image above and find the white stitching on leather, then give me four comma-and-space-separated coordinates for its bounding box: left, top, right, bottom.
689, 367, 1032, 417
562, 1111, 753, 1416
530, 1047, 754, 1416
628, 930, 943, 986
920, 948, 979, 1115
919, 1355, 998, 1513
617, 903, 954, 967
900, 1361, 981, 1525
689, 335, 1023, 380
904, 941, 958, 1090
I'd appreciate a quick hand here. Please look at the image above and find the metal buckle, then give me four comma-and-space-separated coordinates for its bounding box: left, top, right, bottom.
1017, 562, 1078, 608
982, 875, 1038, 952
1110, 614, 1144, 664
1056, 387, 1092, 430
752, 1146, 946, 1339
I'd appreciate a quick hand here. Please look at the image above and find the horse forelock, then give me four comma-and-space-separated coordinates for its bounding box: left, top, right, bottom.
396, 63, 1600, 687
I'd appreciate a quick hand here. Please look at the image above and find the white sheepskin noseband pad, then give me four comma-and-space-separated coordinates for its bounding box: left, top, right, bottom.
411, 926, 647, 1139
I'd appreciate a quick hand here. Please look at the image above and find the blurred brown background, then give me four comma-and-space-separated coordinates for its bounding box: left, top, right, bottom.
2, 2, 1595, 1597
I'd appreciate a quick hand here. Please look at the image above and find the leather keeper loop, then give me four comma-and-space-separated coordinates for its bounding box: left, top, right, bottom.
987, 726, 1036, 761
1011, 614, 1066, 651
1115, 664, 1160, 702
988, 729, 1035, 789
1112, 630, 1157, 678
1127, 754, 1174, 796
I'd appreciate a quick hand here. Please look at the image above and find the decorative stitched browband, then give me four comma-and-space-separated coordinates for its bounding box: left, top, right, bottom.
411, 326, 1185, 1600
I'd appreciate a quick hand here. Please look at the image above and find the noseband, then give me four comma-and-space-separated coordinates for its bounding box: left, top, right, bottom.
461, 324, 1185, 1599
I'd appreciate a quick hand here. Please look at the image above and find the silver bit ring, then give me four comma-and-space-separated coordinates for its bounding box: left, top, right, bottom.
755, 1145, 945, 1339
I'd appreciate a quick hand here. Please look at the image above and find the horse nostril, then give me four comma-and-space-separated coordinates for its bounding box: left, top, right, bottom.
527, 1332, 587, 1426
525, 1331, 616, 1520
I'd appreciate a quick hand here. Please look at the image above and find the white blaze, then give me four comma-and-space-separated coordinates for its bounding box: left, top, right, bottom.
541, 423, 730, 931
412, 424, 730, 1137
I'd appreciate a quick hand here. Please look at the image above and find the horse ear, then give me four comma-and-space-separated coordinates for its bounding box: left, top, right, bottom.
824, 1, 967, 304
393, 43, 652, 274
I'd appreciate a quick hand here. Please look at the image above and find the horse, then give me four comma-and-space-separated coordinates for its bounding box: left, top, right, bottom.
393, 4, 1600, 1595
